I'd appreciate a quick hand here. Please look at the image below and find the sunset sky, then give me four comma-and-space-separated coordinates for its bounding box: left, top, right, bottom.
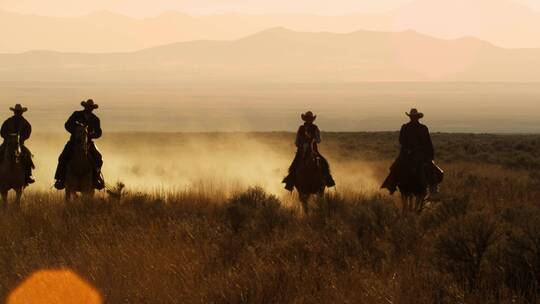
1, 0, 538, 16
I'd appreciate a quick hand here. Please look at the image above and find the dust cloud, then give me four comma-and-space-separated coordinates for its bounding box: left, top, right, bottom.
27, 132, 381, 197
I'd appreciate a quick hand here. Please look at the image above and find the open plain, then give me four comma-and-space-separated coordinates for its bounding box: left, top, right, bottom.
1, 132, 539, 303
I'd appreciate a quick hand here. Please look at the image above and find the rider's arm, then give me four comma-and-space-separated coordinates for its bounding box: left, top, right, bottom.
314, 126, 321, 144
399, 124, 406, 147
295, 126, 302, 148
20, 120, 31, 143
64, 112, 77, 134
90, 117, 102, 139
0, 120, 8, 140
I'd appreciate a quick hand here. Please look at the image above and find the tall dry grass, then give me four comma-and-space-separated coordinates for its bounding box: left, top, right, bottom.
0, 162, 538, 303
2, 132, 540, 303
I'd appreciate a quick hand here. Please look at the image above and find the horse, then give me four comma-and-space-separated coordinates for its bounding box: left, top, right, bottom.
382, 154, 444, 215
294, 140, 326, 213
399, 157, 445, 214
0, 133, 26, 208
65, 122, 95, 202
398, 165, 427, 214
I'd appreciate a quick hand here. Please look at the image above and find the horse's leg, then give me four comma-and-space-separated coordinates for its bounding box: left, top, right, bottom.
65, 189, 72, 203
82, 189, 95, 205
415, 194, 426, 213
410, 196, 417, 213
299, 193, 309, 214
1, 190, 7, 209
400, 194, 409, 214
405, 195, 415, 214
15, 188, 22, 209
404, 194, 412, 213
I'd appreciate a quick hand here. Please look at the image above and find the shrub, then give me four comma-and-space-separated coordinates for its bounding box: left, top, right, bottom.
306, 193, 348, 229
106, 182, 126, 203
421, 196, 470, 231
500, 205, 540, 302
434, 212, 502, 294
349, 196, 397, 268
226, 187, 287, 234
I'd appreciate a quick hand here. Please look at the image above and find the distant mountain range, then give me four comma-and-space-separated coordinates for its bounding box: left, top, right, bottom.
0, 28, 539, 83
0, 0, 539, 53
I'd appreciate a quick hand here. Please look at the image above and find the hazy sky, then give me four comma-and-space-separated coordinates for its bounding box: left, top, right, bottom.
0, 0, 538, 16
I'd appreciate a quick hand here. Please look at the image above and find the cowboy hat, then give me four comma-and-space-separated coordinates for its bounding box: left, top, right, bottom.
301, 111, 317, 122
406, 108, 424, 119
81, 99, 99, 109
10, 104, 27, 113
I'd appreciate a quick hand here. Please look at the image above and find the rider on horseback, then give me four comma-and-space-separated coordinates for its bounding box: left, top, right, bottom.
283, 111, 336, 191
382, 108, 442, 196
54, 99, 104, 190
0, 104, 35, 185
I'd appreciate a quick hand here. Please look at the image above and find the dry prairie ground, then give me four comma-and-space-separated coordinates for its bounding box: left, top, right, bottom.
2, 132, 540, 303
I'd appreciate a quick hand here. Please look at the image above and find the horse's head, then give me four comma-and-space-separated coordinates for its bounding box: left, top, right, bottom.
301, 140, 319, 165
73, 122, 89, 153
4, 133, 21, 163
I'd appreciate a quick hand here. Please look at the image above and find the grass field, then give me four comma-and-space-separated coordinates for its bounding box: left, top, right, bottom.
2, 132, 540, 303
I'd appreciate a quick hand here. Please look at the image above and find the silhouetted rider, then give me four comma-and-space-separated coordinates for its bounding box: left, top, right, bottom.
400, 109, 433, 161
283, 111, 336, 191
0, 104, 35, 184
382, 108, 442, 195
54, 99, 104, 190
